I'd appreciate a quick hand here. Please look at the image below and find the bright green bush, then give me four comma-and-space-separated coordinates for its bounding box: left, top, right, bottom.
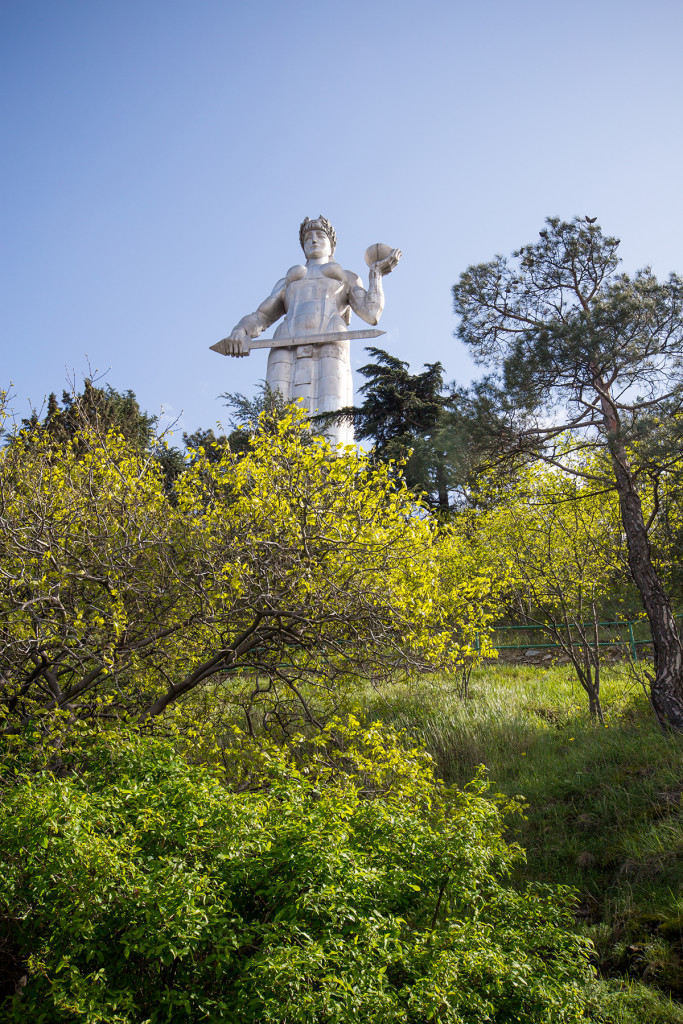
1, 719, 592, 1023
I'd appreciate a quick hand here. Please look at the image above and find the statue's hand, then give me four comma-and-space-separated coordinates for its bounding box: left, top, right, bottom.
372, 248, 402, 276
221, 328, 249, 357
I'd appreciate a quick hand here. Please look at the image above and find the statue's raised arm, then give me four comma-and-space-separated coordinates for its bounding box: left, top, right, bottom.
346, 243, 402, 327
213, 216, 401, 444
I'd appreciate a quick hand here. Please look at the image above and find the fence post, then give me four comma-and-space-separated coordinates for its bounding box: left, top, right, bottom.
627, 621, 638, 662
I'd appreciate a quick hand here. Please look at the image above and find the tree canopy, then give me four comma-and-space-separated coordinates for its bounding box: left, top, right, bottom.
319, 348, 466, 511
18, 379, 157, 450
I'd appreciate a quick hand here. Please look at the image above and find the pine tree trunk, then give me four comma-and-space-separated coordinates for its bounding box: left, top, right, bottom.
609, 443, 683, 730
595, 375, 683, 730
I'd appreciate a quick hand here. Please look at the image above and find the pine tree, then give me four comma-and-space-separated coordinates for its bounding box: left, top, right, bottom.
453, 216, 683, 730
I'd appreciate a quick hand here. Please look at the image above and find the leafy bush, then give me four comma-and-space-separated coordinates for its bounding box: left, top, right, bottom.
0, 409, 496, 735
1, 719, 591, 1023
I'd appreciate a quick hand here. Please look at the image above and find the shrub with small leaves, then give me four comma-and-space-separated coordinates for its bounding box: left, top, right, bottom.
0, 719, 592, 1022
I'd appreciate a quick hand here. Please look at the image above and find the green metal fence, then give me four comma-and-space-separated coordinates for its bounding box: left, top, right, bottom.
478, 621, 651, 661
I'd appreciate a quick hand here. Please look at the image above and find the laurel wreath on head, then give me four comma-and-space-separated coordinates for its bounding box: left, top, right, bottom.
299, 215, 337, 254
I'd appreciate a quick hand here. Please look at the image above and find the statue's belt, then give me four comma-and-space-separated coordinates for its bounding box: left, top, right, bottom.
210, 328, 385, 356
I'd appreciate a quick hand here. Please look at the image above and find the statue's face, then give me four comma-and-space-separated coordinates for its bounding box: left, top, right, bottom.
303, 229, 332, 260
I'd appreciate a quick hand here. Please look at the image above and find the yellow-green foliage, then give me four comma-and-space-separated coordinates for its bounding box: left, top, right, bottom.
0, 410, 497, 731
468, 455, 625, 618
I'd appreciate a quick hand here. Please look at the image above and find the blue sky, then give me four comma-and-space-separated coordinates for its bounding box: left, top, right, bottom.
2, 0, 682, 438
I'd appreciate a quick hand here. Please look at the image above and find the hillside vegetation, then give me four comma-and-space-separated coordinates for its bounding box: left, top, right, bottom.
351, 662, 683, 1022
3, 341, 683, 1021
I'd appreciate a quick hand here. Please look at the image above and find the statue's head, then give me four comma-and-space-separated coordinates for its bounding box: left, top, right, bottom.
299, 215, 337, 255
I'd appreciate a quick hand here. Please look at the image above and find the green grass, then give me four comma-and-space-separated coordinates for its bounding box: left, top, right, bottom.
345, 662, 683, 1016
583, 978, 683, 1023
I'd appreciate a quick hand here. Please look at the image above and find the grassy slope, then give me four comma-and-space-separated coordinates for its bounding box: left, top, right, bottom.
349, 662, 683, 1023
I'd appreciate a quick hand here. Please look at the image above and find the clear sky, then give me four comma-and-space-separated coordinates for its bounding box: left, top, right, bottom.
2, 0, 682, 438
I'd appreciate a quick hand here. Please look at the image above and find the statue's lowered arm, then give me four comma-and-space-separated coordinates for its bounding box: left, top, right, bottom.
220, 279, 286, 357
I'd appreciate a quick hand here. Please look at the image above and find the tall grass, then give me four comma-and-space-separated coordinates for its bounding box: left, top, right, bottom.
350, 662, 647, 787
346, 662, 683, 1016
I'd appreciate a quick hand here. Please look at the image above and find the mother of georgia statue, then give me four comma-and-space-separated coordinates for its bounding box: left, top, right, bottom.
214, 216, 401, 445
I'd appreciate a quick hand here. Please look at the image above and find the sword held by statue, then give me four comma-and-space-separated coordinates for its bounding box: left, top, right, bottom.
210, 328, 386, 357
